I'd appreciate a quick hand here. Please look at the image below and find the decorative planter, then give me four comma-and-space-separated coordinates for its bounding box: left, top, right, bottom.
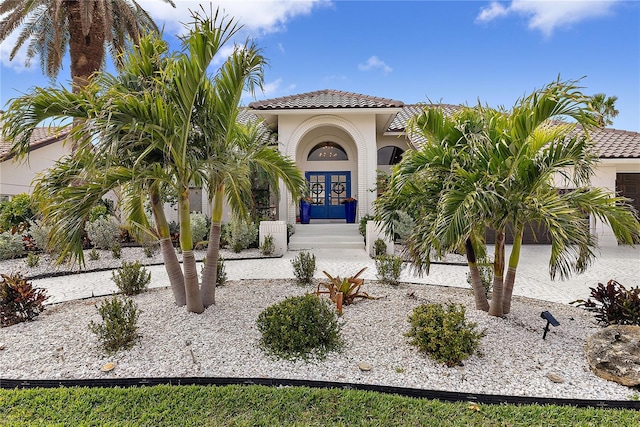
344, 199, 357, 223
300, 200, 311, 224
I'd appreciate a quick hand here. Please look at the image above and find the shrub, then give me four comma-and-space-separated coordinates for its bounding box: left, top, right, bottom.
143, 242, 158, 258
260, 234, 275, 256
374, 238, 387, 256
375, 255, 405, 286
224, 218, 258, 253
25, 253, 40, 268
0, 193, 34, 232
466, 258, 493, 298
88, 248, 100, 261
0, 272, 48, 327
88, 204, 109, 223
89, 296, 140, 354
111, 244, 122, 259
257, 294, 343, 361
359, 214, 373, 237
112, 261, 151, 296
291, 251, 316, 285
392, 210, 414, 242
571, 280, 640, 326
405, 302, 484, 367
216, 256, 227, 287
287, 223, 295, 241
28, 220, 53, 253
86, 216, 120, 249
190, 213, 209, 245
0, 231, 24, 260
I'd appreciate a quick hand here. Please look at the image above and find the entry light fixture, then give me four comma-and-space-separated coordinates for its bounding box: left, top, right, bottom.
540, 311, 559, 340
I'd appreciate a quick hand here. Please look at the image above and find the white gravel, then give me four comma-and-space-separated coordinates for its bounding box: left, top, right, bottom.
0, 278, 635, 401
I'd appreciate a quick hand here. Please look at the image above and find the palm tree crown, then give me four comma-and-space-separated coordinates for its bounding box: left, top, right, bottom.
0, 0, 174, 90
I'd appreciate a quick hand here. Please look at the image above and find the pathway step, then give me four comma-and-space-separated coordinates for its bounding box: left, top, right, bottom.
289, 223, 363, 250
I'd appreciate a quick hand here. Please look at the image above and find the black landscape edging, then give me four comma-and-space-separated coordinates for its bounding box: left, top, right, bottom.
0, 376, 638, 409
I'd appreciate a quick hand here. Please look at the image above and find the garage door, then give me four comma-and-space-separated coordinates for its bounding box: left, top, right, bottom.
616, 173, 640, 218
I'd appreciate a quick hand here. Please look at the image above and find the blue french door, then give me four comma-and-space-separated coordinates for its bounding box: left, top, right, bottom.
305, 171, 351, 219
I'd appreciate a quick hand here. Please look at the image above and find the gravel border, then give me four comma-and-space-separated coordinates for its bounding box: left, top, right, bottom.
0, 278, 635, 401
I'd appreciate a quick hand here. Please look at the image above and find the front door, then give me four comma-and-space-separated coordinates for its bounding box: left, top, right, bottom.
306, 171, 351, 219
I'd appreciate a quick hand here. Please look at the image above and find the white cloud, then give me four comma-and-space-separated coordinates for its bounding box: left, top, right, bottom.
0, 28, 37, 72
476, 0, 622, 37
476, 1, 509, 22
277, 42, 285, 54
241, 77, 296, 104
138, 0, 331, 35
358, 56, 392, 75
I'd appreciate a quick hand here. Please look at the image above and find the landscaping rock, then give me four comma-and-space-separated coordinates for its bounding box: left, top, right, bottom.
101, 362, 116, 372
358, 362, 372, 372
546, 373, 564, 383
585, 325, 640, 386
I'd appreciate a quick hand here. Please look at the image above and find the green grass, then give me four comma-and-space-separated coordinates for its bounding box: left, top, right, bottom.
1, 385, 638, 426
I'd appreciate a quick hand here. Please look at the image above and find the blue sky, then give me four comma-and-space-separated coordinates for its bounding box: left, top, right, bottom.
1, 0, 639, 131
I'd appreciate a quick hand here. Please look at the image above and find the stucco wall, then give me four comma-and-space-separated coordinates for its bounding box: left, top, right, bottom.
0, 141, 71, 197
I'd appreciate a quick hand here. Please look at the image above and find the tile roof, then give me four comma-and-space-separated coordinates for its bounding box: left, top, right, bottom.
390, 104, 640, 159
0, 127, 70, 160
248, 89, 404, 110
582, 126, 640, 159
387, 104, 459, 133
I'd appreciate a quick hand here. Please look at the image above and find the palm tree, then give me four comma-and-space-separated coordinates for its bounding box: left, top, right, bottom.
589, 93, 619, 127
199, 120, 305, 307
0, 0, 174, 91
377, 79, 640, 318
1, 9, 301, 315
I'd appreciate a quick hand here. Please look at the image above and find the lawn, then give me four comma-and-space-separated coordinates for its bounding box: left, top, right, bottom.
1, 384, 639, 426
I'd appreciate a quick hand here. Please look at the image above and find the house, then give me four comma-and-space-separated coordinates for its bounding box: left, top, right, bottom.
2, 91, 638, 247
244, 89, 640, 246
0, 125, 72, 201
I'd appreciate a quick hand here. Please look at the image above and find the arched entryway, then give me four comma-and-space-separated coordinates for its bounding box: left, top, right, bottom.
285, 115, 368, 223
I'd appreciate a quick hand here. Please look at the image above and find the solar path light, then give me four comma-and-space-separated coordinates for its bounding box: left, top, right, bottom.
540, 311, 559, 340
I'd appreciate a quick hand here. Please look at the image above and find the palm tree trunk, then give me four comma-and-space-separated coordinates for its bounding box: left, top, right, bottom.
201, 185, 224, 307
65, 0, 106, 93
178, 189, 204, 314
488, 230, 506, 317
150, 184, 186, 306
465, 238, 489, 311
502, 229, 523, 314
160, 238, 186, 306
182, 249, 203, 314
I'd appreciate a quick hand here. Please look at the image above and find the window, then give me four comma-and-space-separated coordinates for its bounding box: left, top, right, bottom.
307, 142, 348, 161
377, 145, 404, 165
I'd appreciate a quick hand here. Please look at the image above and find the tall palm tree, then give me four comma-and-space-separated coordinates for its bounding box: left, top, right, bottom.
377, 79, 640, 318
0, 0, 174, 91
190, 44, 305, 307
589, 93, 619, 127
2, 9, 280, 315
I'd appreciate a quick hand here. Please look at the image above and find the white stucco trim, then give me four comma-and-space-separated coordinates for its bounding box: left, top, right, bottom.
283, 115, 369, 223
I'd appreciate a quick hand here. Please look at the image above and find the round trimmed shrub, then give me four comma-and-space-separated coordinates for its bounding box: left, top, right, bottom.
257, 294, 342, 361
405, 302, 484, 367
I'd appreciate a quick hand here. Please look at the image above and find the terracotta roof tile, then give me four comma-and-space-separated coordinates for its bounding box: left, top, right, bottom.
582, 126, 640, 158
249, 89, 404, 110
0, 127, 70, 160
390, 105, 640, 159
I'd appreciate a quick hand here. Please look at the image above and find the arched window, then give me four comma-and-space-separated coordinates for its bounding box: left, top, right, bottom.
307, 142, 348, 161
377, 145, 404, 165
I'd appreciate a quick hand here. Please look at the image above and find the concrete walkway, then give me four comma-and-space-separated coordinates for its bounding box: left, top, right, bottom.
34, 244, 640, 306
